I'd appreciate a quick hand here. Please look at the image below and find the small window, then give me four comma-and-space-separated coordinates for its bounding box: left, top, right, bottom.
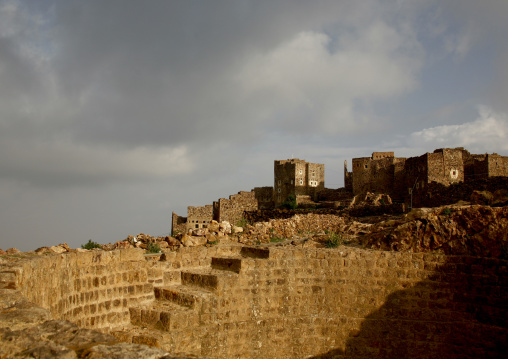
364, 164, 368, 169
300, 180, 303, 185
278, 188, 281, 193
195, 224, 199, 229
299, 170, 302, 174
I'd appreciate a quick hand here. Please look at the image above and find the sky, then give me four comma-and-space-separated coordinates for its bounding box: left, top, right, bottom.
1, 0, 508, 251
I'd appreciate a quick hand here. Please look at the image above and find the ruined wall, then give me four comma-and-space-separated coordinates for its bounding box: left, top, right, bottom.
187, 204, 213, 232
487, 154, 508, 177
4, 246, 506, 358
171, 212, 187, 236
214, 191, 258, 225
254, 186, 275, 209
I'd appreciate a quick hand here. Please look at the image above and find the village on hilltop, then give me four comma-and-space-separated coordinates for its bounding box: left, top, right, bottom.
172, 147, 508, 235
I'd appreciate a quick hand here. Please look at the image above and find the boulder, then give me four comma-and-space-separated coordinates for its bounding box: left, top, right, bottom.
232, 226, 243, 233
0, 248, 5, 255
191, 228, 208, 236
207, 220, 220, 233
113, 241, 132, 249
49, 246, 66, 254
181, 234, 207, 247
219, 221, 232, 234
165, 236, 181, 246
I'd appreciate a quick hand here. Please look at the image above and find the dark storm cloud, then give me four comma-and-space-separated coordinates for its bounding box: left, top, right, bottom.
1, 0, 508, 251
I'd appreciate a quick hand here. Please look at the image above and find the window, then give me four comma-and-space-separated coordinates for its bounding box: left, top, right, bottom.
299, 180, 303, 185
299, 170, 302, 174
195, 224, 199, 229
277, 188, 281, 193
364, 164, 368, 169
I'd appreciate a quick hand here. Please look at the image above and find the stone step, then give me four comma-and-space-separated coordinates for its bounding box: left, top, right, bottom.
240, 246, 270, 259
181, 268, 238, 291
129, 301, 198, 332
154, 285, 213, 309
211, 256, 242, 273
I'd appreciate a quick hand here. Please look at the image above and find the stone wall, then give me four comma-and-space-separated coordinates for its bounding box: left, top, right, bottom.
214, 191, 258, 225
171, 212, 187, 236
187, 204, 213, 232
2, 245, 506, 358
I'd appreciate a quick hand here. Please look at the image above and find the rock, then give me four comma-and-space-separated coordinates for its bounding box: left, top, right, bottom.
206, 234, 218, 243
492, 189, 508, 206
207, 220, 220, 233
0, 249, 5, 256
181, 234, 207, 247
219, 221, 232, 234
113, 241, 132, 249
191, 228, 208, 236
5, 248, 20, 255
49, 246, 67, 254
232, 226, 243, 233
470, 190, 493, 205
157, 241, 169, 249
165, 237, 181, 246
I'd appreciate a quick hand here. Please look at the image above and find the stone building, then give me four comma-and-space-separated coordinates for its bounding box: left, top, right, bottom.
172, 187, 274, 235
346, 147, 508, 203
274, 159, 324, 206
347, 152, 406, 200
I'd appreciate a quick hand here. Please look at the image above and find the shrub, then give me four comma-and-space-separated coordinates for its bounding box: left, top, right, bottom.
81, 239, 101, 250
324, 233, 342, 248
441, 207, 453, 216
270, 237, 286, 243
279, 194, 297, 210
236, 216, 249, 228
146, 242, 161, 253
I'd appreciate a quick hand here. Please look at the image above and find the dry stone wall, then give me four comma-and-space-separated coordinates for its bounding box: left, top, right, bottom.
2, 245, 507, 358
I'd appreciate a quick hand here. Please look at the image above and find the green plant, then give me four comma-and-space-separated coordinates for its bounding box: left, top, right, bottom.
236, 216, 249, 228
146, 242, 161, 253
324, 233, 342, 248
270, 237, 286, 243
81, 239, 101, 250
279, 194, 297, 210
441, 207, 453, 216
208, 241, 218, 246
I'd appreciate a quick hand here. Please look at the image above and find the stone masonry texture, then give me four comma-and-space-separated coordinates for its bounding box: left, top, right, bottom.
1, 245, 507, 358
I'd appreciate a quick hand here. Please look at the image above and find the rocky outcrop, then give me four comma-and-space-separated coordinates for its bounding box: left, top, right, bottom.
363, 205, 508, 257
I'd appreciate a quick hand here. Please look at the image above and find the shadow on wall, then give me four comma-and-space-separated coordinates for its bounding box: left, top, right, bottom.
312, 255, 508, 359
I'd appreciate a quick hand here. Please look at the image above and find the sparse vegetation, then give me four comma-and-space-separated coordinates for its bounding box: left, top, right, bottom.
81, 239, 101, 250
324, 233, 345, 248
236, 216, 249, 228
146, 242, 161, 253
441, 207, 453, 216
279, 194, 297, 210
270, 237, 286, 243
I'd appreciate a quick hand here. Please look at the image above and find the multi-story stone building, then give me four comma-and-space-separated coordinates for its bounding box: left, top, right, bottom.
273, 159, 324, 206
346, 147, 508, 201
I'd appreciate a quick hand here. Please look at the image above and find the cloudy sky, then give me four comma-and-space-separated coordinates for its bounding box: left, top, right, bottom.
1, 0, 507, 251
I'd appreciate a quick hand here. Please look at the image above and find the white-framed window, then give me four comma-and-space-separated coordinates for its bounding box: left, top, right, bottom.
299, 169, 302, 175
